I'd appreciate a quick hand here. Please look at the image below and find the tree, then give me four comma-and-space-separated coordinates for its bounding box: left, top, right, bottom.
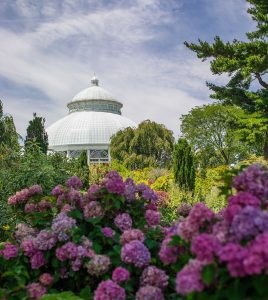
180, 103, 261, 168
0, 100, 20, 152
110, 120, 174, 169
184, 0, 268, 159
173, 138, 195, 191
25, 113, 48, 154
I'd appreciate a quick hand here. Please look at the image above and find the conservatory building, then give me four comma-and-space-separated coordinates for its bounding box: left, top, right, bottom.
46, 76, 136, 163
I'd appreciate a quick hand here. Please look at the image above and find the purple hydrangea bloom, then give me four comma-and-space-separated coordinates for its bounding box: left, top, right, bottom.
21, 239, 36, 257
33, 230, 57, 250
28, 184, 42, 196
66, 188, 82, 205
83, 201, 104, 219
124, 178, 137, 202
56, 242, 78, 261
191, 233, 221, 263
136, 285, 164, 300
141, 266, 169, 290
103, 171, 125, 195
101, 227, 115, 238
94, 280, 126, 300
0, 242, 19, 260
120, 229, 145, 245
87, 255, 111, 276
15, 223, 37, 242
24, 203, 38, 213
121, 240, 151, 268
30, 251, 46, 269
159, 236, 180, 265
114, 213, 132, 232
51, 185, 64, 196
51, 212, 76, 241
145, 209, 161, 227
66, 176, 83, 190
176, 259, 205, 296
26, 282, 47, 300
177, 203, 192, 218
230, 206, 268, 241
137, 183, 158, 202
112, 267, 130, 283
38, 200, 53, 212
88, 184, 101, 200
228, 191, 261, 208
232, 164, 268, 200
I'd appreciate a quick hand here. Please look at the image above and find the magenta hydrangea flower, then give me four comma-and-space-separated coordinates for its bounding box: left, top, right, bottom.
8, 188, 29, 205
228, 191, 261, 208
33, 230, 57, 250
178, 202, 214, 241
114, 213, 132, 232
136, 285, 164, 300
94, 280, 126, 300
83, 201, 104, 219
121, 240, 151, 268
28, 185, 42, 196
30, 251, 46, 269
101, 227, 115, 238
87, 255, 111, 276
120, 229, 145, 245
88, 184, 101, 200
51, 185, 64, 196
26, 282, 47, 300
24, 203, 38, 213
145, 209, 161, 227
176, 259, 205, 296
39, 273, 53, 286
112, 267, 130, 283
0, 242, 19, 260
232, 164, 268, 200
140, 266, 169, 290
21, 239, 37, 257
56, 242, 79, 261
159, 236, 180, 265
191, 233, 221, 263
66, 176, 83, 190
137, 183, 158, 202
103, 171, 125, 195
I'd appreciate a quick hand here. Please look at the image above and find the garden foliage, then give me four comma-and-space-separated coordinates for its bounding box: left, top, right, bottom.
1, 164, 268, 299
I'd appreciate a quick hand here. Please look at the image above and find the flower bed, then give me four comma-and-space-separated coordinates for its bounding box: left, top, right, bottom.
1, 165, 268, 299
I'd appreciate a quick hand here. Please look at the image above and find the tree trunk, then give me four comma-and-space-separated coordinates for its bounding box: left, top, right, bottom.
264, 130, 268, 160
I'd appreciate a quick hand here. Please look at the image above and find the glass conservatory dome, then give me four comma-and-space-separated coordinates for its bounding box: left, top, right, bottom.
46, 76, 136, 163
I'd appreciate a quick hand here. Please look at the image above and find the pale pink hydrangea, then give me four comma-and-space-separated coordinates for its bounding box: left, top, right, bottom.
114, 213, 132, 232
39, 273, 53, 286
33, 230, 57, 250
121, 240, 151, 268
15, 223, 37, 242
112, 267, 130, 283
140, 266, 169, 290
87, 255, 111, 276
176, 259, 205, 296
28, 185, 42, 196
120, 229, 145, 245
83, 201, 104, 219
136, 285, 164, 300
94, 280, 126, 300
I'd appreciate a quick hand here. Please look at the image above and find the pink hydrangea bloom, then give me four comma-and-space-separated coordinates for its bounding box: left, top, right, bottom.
103, 171, 125, 195
121, 240, 151, 268
21, 239, 36, 257
159, 236, 180, 265
15, 223, 37, 242
56, 242, 78, 261
28, 185, 42, 196
140, 266, 169, 290
26, 282, 47, 300
114, 213, 132, 232
24, 203, 38, 213
137, 183, 158, 202
145, 209, 161, 226
66, 176, 83, 190
0, 242, 19, 260
38, 200, 53, 212
191, 233, 221, 263
176, 259, 205, 296
136, 285, 164, 300
228, 191, 261, 208
87, 255, 111, 276
8, 188, 29, 205
120, 229, 145, 245
33, 230, 57, 250
94, 280, 126, 300
112, 267, 130, 283
83, 201, 104, 219
51, 185, 64, 196
102, 227, 115, 238
39, 273, 53, 286
30, 251, 46, 269
88, 184, 101, 200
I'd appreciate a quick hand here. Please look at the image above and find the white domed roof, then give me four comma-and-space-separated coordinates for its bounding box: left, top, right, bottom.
72, 85, 116, 102
47, 111, 136, 150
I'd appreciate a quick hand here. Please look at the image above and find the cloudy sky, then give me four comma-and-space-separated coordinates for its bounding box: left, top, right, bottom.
0, 0, 255, 138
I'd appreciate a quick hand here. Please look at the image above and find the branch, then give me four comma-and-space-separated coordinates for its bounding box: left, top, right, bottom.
255, 73, 268, 88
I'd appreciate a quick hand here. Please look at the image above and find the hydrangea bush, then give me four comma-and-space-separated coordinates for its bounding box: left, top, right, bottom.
1, 164, 268, 300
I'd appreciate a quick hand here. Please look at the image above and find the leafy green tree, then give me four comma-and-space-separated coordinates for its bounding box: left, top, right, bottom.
184, 0, 268, 159
75, 150, 89, 189
173, 138, 195, 191
110, 120, 174, 169
180, 104, 260, 168
0, 100, 19, 152
25, 112, 48, 154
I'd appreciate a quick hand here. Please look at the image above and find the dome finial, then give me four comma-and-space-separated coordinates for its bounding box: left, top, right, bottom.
91, 73, 99, 86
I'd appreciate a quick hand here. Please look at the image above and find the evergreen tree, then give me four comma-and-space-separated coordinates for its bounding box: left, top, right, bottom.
25, 113, 48, 154
184, 0, 268, 159
0, 100, 19, 151
173, 138, 195, 191
76, 150, 89, 189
